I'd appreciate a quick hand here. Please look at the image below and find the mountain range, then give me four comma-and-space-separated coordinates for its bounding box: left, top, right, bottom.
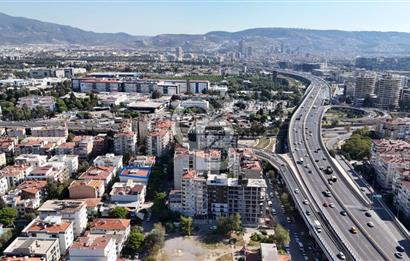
1, 12, 410, 56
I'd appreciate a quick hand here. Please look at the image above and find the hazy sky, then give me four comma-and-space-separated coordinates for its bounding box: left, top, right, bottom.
1, 0, 410, 35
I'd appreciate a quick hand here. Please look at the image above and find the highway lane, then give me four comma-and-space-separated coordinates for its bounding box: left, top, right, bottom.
256, 150, 355, 260
286, 71, 410, 260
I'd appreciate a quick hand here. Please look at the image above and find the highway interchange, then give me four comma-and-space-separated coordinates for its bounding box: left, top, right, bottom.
260, 71, 409, 260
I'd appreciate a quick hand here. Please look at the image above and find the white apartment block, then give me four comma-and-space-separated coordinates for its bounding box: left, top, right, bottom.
93, 153, 123, 173
69, 235, 117, 261
3, 237, 60, 261
0, 175, 8, 195
15, 154, 48, 167
48, 155, 79, 175
114, 131, 137, 155
393, 177, 410, 219
180, 170, 208, 217
38, 200, 88, 237
22, 216, 74, 254
146, 128, 170, 157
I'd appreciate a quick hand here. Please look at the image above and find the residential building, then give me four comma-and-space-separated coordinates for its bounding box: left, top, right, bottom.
78, 166, 115, 186
93, 153, 123, 173
114, 120, 137, 155
3, 237, 60, 261
169, 190, 182, 213
118, 166, 151, 184
128, 155, 156, 167
69, 180, 105, 199
4, 180, 47, 215
22, 216, 74, 254
0, 164, 32, 187
173, 147, 221, 189
47, 155, 79, 176
69, 235, 117, 261
376, 118, 410, 140
0, 175, 8, 195
17, 96, 55, 111
110, 180, 146, 206
56, 136, 94, 160
15, 154, 47, 167
0, 152, 6, 167
26, 164, 69, 182
89, 218, 131, 254
188, 120, 237, 151
370, 139, 410, 190
180, 170, 208, 217
93, 133, 108, 155
354, 73, 376, 106
207, 174, 267, 225
393, 175, 410, 219
31, 125, 68, 138
6, 128, 26, 138
0, 136, 18, 156
15, 137, 65, 156
38, 200, 88, 236
375, 74, 403, 109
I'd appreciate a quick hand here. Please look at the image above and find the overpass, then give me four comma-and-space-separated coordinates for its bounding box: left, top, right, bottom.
283, 70, 409, 260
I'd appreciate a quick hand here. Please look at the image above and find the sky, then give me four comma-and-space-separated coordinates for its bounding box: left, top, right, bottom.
1, 0, 410, 35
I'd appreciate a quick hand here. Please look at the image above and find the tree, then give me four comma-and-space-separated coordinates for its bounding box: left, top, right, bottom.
46, 178, 66, 200
125, 228, 145, 255
231, 213, 242, 232
109, 207, 129, 219
274, 224, 290, 246
144, 223, 165, 255
151, 90, 162, 99
0, 207, 17, 227
180, 216, 193, 236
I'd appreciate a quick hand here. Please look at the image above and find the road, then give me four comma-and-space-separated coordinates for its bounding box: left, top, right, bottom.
286, 70, 410, 261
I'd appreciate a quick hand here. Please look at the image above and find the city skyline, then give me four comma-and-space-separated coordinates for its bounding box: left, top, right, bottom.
1, 0, 410, 35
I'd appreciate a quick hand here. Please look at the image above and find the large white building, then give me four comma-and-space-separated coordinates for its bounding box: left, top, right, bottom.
375, 74, 403, 110
93, 153, 123, 173
3, 237, 60, 261
31, 125, 68, 138
188, 120, 237, 150
180, 170, 208, 217
38, 200, 88, 237
22, 216, 74, 254
69, 235, 117, 261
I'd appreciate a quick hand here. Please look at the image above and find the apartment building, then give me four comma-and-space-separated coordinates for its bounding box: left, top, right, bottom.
15, 154, 47, 167
371, 139, 410, 190
110, 180, 146, 206
69, 235, 117, 261
207, 174, 267, 226
38, 200, 88, 236
17, 96, 56, 111
78, 166, 115, 186
25, 164, 69, 182
31, 125, 68, 138
173, 146, 221, 189
0, 175, 8, 195
48, 155, 79, 176
93, 153, 123, 173
89, 218, 131, 254
56, 136, 94, 160
0, 136, 18, 156
22, 216, 74, 254
376, 118, 410, 140
375, 74, 403, 110
6, 127, 26, 138
0, 164, 32, 187
354, 72, 376, 106
393, 174, 410, 219
146, 118, 174, 156
15, 137, 65, 156
3, 237, 60, 261
118, 165, 151, 184
69, 180, 105, 199
128, 155, 156, 167
229, 148, 263, 179
188, 120, 237, 150
3, 180, 47, 215
180, 170, 208, 217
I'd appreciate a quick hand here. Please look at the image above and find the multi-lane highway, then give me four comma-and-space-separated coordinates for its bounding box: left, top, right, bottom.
286, 71, 410, 260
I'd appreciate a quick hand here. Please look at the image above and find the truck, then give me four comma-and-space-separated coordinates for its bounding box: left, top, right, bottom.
313, 220, 322, 233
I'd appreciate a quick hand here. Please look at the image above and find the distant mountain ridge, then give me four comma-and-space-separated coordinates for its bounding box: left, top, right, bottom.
1, 12, 410, 55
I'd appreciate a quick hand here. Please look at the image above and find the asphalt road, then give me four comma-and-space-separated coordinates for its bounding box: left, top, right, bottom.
287, 72, 410, 261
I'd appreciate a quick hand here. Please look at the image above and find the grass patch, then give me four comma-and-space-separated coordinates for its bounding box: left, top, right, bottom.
255, 138, 271, 149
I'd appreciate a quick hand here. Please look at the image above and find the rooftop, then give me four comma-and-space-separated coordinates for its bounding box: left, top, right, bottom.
71, 235, 113, 250
89, 218, 130, 231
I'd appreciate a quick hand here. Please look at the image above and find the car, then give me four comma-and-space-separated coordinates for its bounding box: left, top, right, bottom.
308, 170, 312, 174
306, 210, 311, 216
303, 199, 309, 205
315, 159, 319, 162
269, 192, 274, 197
323, 190, 332, 197
329, 202, 335, 208
396, 246, 405, 253
350, 226, 357, 234
338, 252, 346, 260
294, 188, 300, 194
367, 222, 374, 228
323, 202, 329, 207
365, 212, 372, 217
394, 252, 403, 259
340, 211, 347, 216
360, 187, 366, 192
210, 225, 217, 230
287, 217, 292, 223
